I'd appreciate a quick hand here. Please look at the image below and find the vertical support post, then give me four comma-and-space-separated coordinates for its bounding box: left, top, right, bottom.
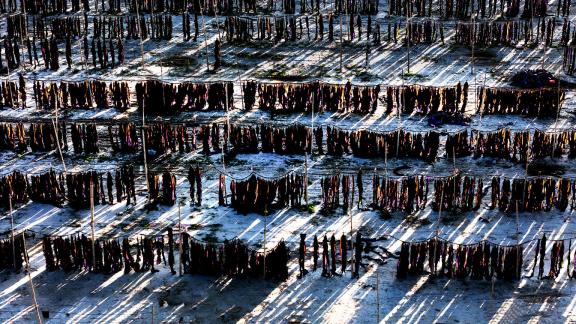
239, 79, 245, 111
376, 265, 380, 322
135, 0, 145, 66
350, 204, 354, 276
515, 200, 520, 280
221, 127, 227, 205
5, 45, 11, 107
263, 213, 267, 280
9, 193, 16, 270
473, 73, 477, 115
351, 172, 355, 211
212, 2, 222, 39
365, 45, 370, 71
471, 15, 475, 75
385, 146, 388, 176
225, 84, 231, 157
202, 7, 210, 71
349, 202, 353, 236
340, 15, 343, 71
305, 153, 309, 206
437, 189, 444, 233
406, 16, 410, 74
397, 71, 404, 158
90, 179, 96, 269
522, 150, 529, 209
22, 232, 42, 324
142, 102, 150, 201
555, 79, 561, 127
178, 202, 183, 276
431, 188, 444, 277
541, 41, 546, 70
53, 105, 67, 173
479, 73, 486, 126
515, 200, 520, 241
311, 90, 315, 152
80, 37, 87, 70
21, 0, 28, 70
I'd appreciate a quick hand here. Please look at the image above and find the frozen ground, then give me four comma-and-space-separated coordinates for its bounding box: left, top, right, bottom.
2, 0, 576, 323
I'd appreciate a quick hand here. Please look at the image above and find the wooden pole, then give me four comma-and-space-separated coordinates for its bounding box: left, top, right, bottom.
551, 129, 556, 159
221, 130, 227, 205
52, 105, 67, 173
19, 2, 27, 70
515, 200, 520, 279
134, 0, 147, 200
515, 200, 520, 240
305, 153, 309, 206
86, 80, 95, 109
348, 12, 351, 41
385, 145, 388, 176
350, 202, 354, 276
22, 232, 42, 324
178, 202, 183, 276
339, 15, 343, 71
21, 0, 28, 41
223, 86, 230, 205
376, 265, 380, 322
541, 41, 546, 70
225, 85, 230, 150
406, 16, 410, 74
238, 74, 244, 111
431, 189, 444, 277
135, 0, 145, 66
351, 173, 355, 211
522, 142, 529, 209
80, 37, 86, 70
479, 73, 486, 126
491, 269, 495, 296
142, 100, 150, 202
347, 201, 353, 271
430, 186, 444, 275
397, 71, 404, 158
531, 1, 534, 35
549, 80, 561, 159
263, 213, 267, 280
160, 60, 164, 104
471, 14, 475, 75
555, 79, 561, 127
311, 91, 315, 153
473, 73, 477, 115
5, 28, 12, 108
437, 189, 444, 232
202, 7, 210, 71
90, 179, 96, 270
357, 168, 363, 208
365, 44, 370, 71
9, 193, 16, 270
349, 201, 353, 236
212, 2, 222, 40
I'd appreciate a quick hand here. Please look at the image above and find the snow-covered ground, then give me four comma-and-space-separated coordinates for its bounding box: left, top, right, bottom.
1, 0, 576, 323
